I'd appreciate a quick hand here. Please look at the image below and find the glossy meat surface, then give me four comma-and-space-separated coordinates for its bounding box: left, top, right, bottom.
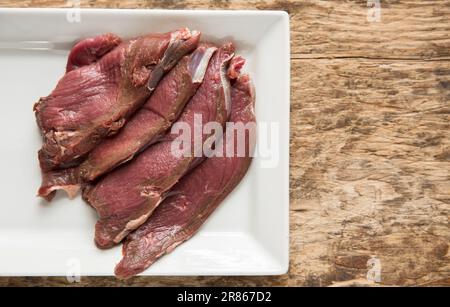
83, 43, 236, 249
115, 74, 256, 279
34, 29, 200, 172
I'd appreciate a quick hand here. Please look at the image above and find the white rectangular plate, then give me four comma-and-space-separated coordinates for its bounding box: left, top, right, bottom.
0, 8, 290, 277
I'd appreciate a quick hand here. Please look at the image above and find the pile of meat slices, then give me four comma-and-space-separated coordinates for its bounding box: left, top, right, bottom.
33, 28, 256, 279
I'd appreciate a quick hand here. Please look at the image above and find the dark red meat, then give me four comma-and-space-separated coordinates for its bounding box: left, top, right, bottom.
34, 29, 200, 172
115, 74, 256, 279
82, 43, 237, 249
66, 33, 122, 72
79, 44, 217, 182
38, 168, 80, 201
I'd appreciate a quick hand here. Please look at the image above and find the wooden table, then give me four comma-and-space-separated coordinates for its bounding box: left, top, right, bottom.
0, 0, 449, 287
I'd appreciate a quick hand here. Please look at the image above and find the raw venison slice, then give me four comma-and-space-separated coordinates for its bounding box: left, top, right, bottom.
34, 29, 200, 172
38, 44, 216, 201
115, 74, 256, 279
83, 43, 237, 249
66, 33, 122, 72
79, 44, 218, 182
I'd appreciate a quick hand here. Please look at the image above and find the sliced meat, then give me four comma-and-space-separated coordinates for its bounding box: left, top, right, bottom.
82, 43, 237, 249
66, 33, 122, 72
34, 29, 200, 172
79, 44, 218, 182
38, 168, 80, 201
115, 74, 256, 279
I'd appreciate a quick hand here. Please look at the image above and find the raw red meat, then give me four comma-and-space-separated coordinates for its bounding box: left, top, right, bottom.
115, 74, 256, 279
38, 44, 216, 201
66, 33, 122, 72
34, 29, 200, 172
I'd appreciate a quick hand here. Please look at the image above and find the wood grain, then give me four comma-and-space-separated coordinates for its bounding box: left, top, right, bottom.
0, 0, 449, 287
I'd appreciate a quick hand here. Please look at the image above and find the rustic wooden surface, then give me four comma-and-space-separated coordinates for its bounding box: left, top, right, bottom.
0, 0, 449, 287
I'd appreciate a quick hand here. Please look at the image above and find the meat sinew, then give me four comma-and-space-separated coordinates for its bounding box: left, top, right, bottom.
34, 29, 200, 172
83, 43, 237, 249
115, 74, 256, 279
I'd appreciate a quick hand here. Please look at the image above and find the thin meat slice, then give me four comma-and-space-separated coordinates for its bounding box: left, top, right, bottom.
38, 168, 80, 201
34, 29, 200, 172
115, 74, 256, 279
66, 33, 122, 72
79, 44, 218, 182
83, 43, 237, 249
